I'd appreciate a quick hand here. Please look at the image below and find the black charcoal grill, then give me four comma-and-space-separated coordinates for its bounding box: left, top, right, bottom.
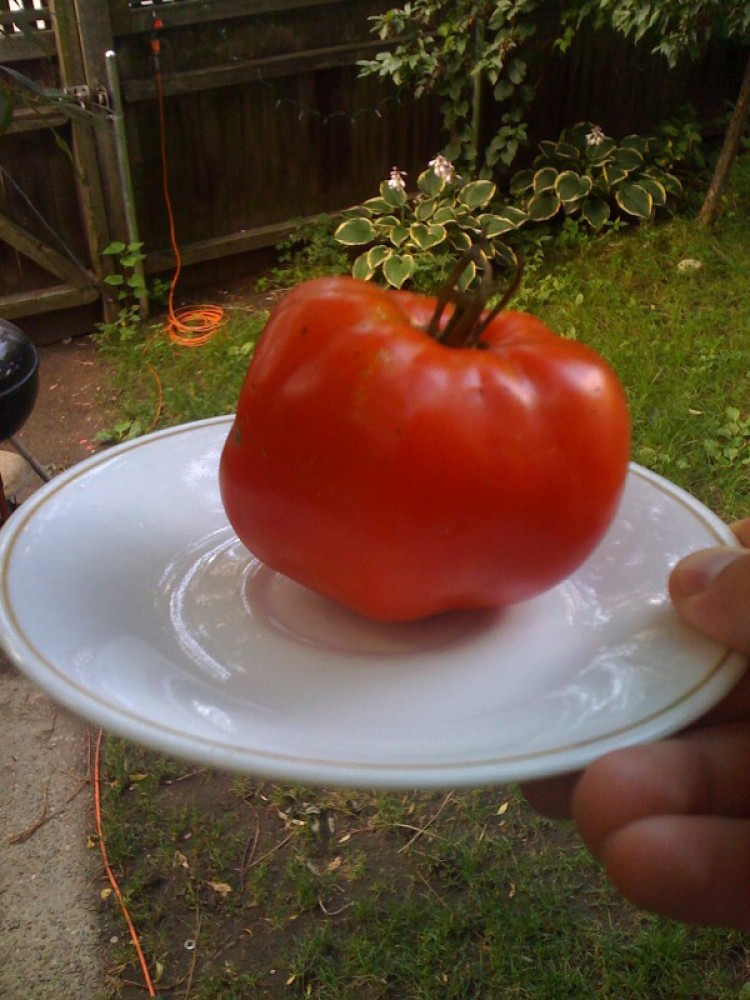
0, 319, 49, 523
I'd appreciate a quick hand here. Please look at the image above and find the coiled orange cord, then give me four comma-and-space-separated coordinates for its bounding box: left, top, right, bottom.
156, 71, 225, 347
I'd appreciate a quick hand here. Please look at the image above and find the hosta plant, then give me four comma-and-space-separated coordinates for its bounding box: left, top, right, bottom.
509, 122, 683, 231
334, 157, 527, 289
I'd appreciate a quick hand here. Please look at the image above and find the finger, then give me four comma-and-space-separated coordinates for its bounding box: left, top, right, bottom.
730, 517, 750, 548
600, 815, 750, 930
519, 771, 580, 820
572, 725, 750, 857
669, 545, 750, 655
690, 664, 750, 728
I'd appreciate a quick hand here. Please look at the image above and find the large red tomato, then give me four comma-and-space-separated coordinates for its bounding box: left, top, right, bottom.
219, 276, 630, 621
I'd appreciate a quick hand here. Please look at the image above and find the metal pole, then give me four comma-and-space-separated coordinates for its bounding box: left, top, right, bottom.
105, 49, 150, 320
9, 436, 51, 483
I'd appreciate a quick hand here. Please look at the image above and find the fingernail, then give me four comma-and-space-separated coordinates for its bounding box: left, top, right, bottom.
672, 548, 745, 599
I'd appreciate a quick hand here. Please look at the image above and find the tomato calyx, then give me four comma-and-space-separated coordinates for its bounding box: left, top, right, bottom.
426, 247, 523, 349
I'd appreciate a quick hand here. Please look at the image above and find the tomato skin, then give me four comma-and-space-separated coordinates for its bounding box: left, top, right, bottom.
219, 276, 631, 621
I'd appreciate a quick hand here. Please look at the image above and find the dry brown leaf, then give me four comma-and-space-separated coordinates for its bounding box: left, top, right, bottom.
206, 880, 232, 895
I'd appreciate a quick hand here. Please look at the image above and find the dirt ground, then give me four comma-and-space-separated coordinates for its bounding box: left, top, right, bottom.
0, 333, 114, 999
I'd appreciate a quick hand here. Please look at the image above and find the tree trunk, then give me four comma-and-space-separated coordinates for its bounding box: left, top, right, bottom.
697, 49, 750, 227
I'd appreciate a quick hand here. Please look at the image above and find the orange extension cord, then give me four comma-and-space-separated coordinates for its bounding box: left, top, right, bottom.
94, 729, 157, 997
155, 72, 225, 348
93, 62, 228, 998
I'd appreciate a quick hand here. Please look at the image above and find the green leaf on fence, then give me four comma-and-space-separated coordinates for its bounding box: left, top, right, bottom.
508, 59, 526, 85
335, 218, 376, 245
493, 79, 514, 101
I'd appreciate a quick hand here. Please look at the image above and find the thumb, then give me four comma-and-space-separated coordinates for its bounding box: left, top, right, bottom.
669, 539, 750, 656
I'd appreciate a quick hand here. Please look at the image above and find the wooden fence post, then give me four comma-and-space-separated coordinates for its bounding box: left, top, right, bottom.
73, 0, 129, 245
49, 0, 118, 321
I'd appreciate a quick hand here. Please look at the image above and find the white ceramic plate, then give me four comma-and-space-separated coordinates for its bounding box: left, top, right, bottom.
0, 416, 745, 788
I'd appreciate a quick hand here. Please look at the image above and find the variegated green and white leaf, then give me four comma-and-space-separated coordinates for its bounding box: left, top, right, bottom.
390, 225, 409, 248
352, 252, 374, 281
533, 167, 559, 193
509, 168, 534, 196
417, 169, 445, 198
335, 217, 377, 246
555, 170, 586, 203
456, 259, 476, 292
362, 196, 393, 216
581, 198, 610, 230
637, 176, 667, 207
616, 183, 653, 219
612, 147, 645, 173
459, 180, 496, 209
382, 253, 415, 289
380, 180, 407, 208
415, 198, 437, 222
368, 245, 392, 268
409, 222, 447, 250
528, 190, 561, 221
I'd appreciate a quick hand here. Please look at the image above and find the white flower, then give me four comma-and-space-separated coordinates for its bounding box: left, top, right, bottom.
387, 166, 407, 191
586, 125, 607, 147
429, 153, 458, 182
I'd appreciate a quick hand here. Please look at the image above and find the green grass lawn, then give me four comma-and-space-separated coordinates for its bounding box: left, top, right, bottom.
96, 159, 750, 999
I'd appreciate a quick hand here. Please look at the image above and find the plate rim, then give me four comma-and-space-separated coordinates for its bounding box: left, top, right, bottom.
0, 416, 746, 788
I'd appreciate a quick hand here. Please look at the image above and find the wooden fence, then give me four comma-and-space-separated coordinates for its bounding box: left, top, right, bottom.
0, 0, 745, 335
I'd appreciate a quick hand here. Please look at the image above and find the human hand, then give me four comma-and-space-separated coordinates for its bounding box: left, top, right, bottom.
521, 518, 750, 930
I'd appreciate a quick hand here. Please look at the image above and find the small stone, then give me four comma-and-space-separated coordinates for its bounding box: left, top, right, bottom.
677, 258, 702, 273
0, 451, 37, 495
